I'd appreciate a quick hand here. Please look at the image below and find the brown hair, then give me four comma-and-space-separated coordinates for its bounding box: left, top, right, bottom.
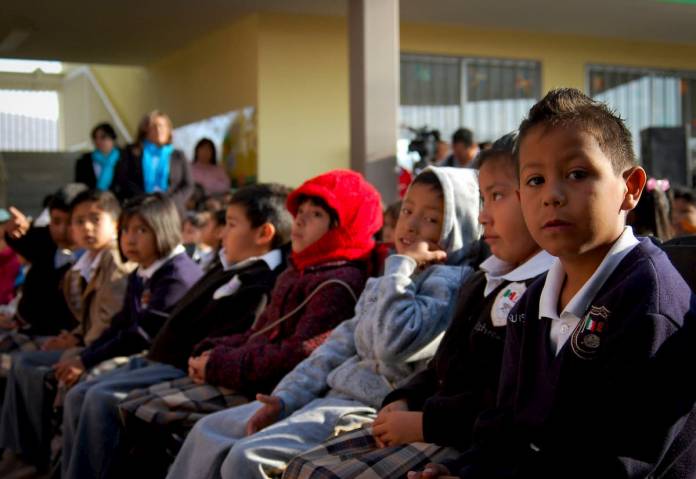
515, 88, 636, 174
136, 110, 173, 145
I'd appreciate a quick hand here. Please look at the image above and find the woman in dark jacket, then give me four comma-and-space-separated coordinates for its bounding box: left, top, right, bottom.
114, 110, 193, 217
74, 123, 122, 191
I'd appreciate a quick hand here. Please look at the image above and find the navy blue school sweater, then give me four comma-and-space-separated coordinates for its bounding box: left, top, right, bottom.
454, 238, 696, 479
80, 252, 203, 369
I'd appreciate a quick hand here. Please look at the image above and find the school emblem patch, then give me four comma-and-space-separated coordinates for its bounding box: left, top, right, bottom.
491, 282, 527, 327
570, 305, 610, 360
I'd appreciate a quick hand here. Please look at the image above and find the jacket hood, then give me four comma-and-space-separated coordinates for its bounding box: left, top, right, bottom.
287, 169, 383, 271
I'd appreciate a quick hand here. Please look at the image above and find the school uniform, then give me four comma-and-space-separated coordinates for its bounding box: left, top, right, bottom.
59, 249, 285, 479
283, 251, 554, 479
453, 227, 696, 478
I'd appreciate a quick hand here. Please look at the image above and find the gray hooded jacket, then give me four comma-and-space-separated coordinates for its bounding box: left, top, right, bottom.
273, 167, 481, 414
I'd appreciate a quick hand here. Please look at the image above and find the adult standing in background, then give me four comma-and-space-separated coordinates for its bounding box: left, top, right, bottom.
114, 111, 193, 217
74, 123, 121, 191
438, 127, 480, 168
190, 138, 230, 197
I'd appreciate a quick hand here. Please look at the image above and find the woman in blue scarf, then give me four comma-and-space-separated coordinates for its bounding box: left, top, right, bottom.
113, 111, 193, 218
74, 123, 121, 191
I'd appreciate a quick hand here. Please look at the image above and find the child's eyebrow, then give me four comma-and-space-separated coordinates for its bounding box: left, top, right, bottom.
483, 182, 512, 192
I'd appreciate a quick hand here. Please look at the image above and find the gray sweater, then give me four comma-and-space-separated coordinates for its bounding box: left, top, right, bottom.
273, 167, 481, 415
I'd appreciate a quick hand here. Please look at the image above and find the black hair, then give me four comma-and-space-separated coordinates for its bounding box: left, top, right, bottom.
193, 138, 217, 165
69, 189, 121, 222
294, 194, 340, 229
412, 170, 444, 196
515, 88, 636, 174
673, 185, 696, 207
48, 183, 89, 212
184, 211, 206, 228
230, 183, 293, 249
384, 201, 402, 221
120, 193, 182, 258
452, 128, 475, 147
211, 208, 226, 227
628, 186, 673, 241
91, 123, 117, 141
477, 131, 518, 174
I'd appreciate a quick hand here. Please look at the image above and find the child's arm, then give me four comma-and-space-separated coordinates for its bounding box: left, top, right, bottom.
370, 255, 471, 363
204, 281, 359, 392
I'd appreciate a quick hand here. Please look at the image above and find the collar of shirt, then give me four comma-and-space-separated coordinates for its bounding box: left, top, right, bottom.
480, 250, 556, 297
71, 249, 105, 282
539, 226, 639, 354
218, 248, 283, 273
137, 244, 186, 280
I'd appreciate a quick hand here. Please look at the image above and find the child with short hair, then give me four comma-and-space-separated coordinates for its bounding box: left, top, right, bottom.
162, 166, 482, 479
0, 209, 21, 306
118, 169, 382, 477
412, 88, 696, 479
283, 134, 554, 479
671, 185, 696, 237
58, 183, 294, 479
0, 189, 133, 470
627, 177, 673, 241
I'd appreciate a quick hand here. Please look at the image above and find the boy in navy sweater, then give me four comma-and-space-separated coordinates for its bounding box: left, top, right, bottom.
412, 89, 696, 479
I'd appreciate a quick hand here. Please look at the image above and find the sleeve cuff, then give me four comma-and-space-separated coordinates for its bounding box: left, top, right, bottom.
384, 255, 418, 277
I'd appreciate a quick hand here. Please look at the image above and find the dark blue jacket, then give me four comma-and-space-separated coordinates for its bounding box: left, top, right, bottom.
456, 238, 696, 479
80, 252, 203, 369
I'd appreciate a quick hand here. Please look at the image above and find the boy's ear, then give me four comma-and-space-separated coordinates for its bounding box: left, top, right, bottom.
621, 166, 647, 212
255, 223, 276, 247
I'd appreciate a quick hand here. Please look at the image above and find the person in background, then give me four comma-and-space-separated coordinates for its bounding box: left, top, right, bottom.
114, 111, 193, 218
0, 209, 20, 306
381, 201, 401, 245
74, 123, 121, 191
191, 138, 231, 197
627, 177, 673, 241
438, 128, 479, 168
671, 185, 696, 237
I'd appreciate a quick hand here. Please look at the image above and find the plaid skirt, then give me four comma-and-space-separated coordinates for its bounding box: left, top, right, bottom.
283, 426, 461, 479
118, 376, 250, 430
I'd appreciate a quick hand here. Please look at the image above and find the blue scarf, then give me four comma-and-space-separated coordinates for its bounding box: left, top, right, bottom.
141, 140, 174, 193
91, 148, 120, 191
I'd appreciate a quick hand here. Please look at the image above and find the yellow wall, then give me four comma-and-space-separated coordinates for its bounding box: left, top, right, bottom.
400, 22, 696, 93
256, 13, 350, 187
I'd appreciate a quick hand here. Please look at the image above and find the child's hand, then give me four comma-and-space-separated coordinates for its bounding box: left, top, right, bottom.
400, 241, 447, 268
372, 410, 424, 447
187, 351, 211, 384
53, 357, 85, 388
42, 331, 79, 351
407, 463, 456, 479
246, 394, 282, 436
6, 207, 30, 239
377, 399, 409, 416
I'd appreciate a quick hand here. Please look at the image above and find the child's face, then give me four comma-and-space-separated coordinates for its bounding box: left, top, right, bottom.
394, 183, 445, 255
382, 215, 397, 244
120, 215, 159, 268
672, 198, 696, 236
479, 158, 539, 265
201, 218, 223, 249
291, 201, 332, 253
71, 201, 117, 253
181, 221, 202, 245
518, 126, 643, 259
48, 209, 72, 249
222, 204, 268, 264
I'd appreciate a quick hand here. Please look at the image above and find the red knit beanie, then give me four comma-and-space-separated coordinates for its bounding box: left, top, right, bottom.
287, 169, 383, 271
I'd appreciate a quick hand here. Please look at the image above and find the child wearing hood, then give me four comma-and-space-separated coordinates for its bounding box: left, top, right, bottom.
163, 166, 481, 479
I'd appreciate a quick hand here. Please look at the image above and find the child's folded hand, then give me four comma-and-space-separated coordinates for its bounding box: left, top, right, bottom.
187, 351, 211, 384
246, 394, 282, 436
378, 399, 409, 416
42, 331, 79, 351
372, 410, 424, 447
401, 241, 447, 268
406, 463, 456, 479
53, 357, 85, 387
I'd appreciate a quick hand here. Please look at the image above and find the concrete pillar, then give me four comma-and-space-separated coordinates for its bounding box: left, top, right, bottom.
348, 0, 399, 204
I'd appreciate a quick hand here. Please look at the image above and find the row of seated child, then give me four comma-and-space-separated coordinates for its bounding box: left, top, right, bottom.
0, 88, 693, 479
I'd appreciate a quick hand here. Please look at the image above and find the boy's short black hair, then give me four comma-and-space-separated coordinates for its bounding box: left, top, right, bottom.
477, 131, 518, 173
91, 122, 117, 141
516, 88, 636, 174
47, 183, 89, 212
452, 128, 475, 147
295, 194, 340, 230
229, 183, 293, 249
384, 201, 402, 222
211, 208, 226, 228
412, 170, 444, 196
120, 193, 182, 257
69, 189, 121, 222
673, 185, 696, 207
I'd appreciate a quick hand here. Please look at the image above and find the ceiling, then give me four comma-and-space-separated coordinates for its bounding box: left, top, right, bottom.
2, 0, 696, 66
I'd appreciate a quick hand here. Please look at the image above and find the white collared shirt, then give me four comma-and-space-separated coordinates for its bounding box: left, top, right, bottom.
71, 249, 104, 283
137, 244, 186, 280
539, 226, 640, 355
213, 249, 283, 300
